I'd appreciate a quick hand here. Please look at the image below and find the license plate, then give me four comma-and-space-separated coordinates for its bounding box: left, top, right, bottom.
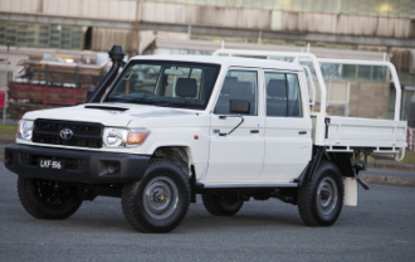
39, 159, 63, 170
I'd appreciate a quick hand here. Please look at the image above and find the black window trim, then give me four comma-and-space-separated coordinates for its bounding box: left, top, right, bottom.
213, 68, 260, 116
264, 70, 304, 118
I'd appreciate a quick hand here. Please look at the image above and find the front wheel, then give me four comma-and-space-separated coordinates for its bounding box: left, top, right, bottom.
121, 160, 191, 233
297, 162, 344, 226
17, 177, 82, 220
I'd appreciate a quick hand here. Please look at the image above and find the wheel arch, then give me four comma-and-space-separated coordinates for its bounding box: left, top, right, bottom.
298, 147, 354, 187
150, 146, 194, 176
328, 152, 355, 178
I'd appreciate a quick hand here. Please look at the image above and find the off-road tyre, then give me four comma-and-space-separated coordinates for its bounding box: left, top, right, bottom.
297, 161, 344, 226
202, 192, 243, 216
121, 159, 191, 233
17, 177, 82, 220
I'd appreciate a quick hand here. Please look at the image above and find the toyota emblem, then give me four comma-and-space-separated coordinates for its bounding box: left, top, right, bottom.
59, 128, 74, 141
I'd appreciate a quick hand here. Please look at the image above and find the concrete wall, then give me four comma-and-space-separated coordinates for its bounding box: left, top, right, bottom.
43, 0, 137, 21
140, 2, 414, 38
0, 0, 41, 13
0, 0, 137, 20
141, 2, 271, 29
349, 82, 391, 119
326, 80, 391, 119
91, 28, 130, 51
1, 0, 414, 38
276, 11, 412, 38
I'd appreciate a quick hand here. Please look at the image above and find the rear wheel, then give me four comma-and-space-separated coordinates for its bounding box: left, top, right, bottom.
297, 162, 344, 226
17, 177, 82, 220
202, 192, 243, 216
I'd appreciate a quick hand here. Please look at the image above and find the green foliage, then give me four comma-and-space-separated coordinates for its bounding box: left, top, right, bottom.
403, 151, 415, 164
0, 124, 16, 142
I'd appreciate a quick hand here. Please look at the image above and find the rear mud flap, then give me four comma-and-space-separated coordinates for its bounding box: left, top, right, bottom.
344, 177, 358, 207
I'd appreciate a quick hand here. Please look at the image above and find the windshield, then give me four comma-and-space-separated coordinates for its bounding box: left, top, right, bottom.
105, 60, 221, 109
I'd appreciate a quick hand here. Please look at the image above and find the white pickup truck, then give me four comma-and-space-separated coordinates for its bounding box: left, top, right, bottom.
4, 46, 407, 233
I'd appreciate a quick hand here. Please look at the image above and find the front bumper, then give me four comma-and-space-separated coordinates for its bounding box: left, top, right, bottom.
4, 144, 151, 184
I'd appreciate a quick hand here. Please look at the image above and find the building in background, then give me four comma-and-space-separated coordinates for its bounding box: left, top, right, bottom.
0, 0, 414, 124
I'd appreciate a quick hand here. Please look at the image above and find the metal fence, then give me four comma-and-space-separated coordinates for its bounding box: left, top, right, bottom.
16, 61, 104, 89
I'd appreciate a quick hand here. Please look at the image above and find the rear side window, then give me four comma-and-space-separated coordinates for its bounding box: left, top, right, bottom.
214, 70, 258, 115
265, 72, 303, 117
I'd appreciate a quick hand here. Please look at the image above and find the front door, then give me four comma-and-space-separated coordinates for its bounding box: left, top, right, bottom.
205, 69, 264, 186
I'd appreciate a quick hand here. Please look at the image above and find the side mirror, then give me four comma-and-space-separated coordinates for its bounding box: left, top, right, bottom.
230, 99, 250, 115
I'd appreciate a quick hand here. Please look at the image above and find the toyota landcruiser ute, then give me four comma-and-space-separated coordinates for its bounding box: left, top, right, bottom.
4, 47, 407, 233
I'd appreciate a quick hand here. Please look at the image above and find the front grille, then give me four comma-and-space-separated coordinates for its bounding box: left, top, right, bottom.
32, 119, 103, 148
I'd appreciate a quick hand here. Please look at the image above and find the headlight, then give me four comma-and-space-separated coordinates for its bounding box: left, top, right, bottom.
103, 128, 149, 148
17, 120, 34, 141
103, 128, 128, 147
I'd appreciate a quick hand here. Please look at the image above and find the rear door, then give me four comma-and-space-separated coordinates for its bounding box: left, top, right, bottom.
205, 68, 265, 185
261, 70, 312, 183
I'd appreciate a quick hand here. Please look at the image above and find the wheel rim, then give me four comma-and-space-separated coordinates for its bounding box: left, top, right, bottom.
142, 176, 179, 220
316, 176, 338, 217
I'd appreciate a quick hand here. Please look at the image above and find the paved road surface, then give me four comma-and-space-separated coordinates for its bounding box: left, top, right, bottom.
0, 164, 414, 262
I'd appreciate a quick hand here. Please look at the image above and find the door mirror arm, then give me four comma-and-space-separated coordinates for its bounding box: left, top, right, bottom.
217, 115, 245, 136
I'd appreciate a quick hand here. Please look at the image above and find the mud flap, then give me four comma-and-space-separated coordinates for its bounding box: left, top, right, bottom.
344, 177, 358, 207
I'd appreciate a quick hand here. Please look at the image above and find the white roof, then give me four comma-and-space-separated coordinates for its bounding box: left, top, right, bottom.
130, 54, 302, 71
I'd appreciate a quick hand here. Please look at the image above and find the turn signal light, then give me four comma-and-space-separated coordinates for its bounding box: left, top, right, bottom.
127, 129, 150, 145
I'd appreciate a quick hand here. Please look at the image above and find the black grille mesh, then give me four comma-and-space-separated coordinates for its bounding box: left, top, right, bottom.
32, 119, 103, 148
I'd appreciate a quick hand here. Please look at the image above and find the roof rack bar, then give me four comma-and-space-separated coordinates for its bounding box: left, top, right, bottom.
319, 58, 401, 121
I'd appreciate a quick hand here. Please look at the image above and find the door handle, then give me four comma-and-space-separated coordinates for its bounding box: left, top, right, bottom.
250, 129, 260, 134
213, 129, 227, 136
298, 130, 307, 135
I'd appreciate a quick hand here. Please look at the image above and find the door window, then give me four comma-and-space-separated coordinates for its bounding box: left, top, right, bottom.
265, 72, 303, 117
214, 70, 258, 115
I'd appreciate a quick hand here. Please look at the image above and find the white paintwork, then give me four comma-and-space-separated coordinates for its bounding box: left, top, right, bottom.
20, 102, 212, 180
313, 115, 407, 151
262, 117, 312, 183
204, 67, 265, 184
303, 66, 316, 106
17, 53, 407, 191
206, 113, 265, 184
